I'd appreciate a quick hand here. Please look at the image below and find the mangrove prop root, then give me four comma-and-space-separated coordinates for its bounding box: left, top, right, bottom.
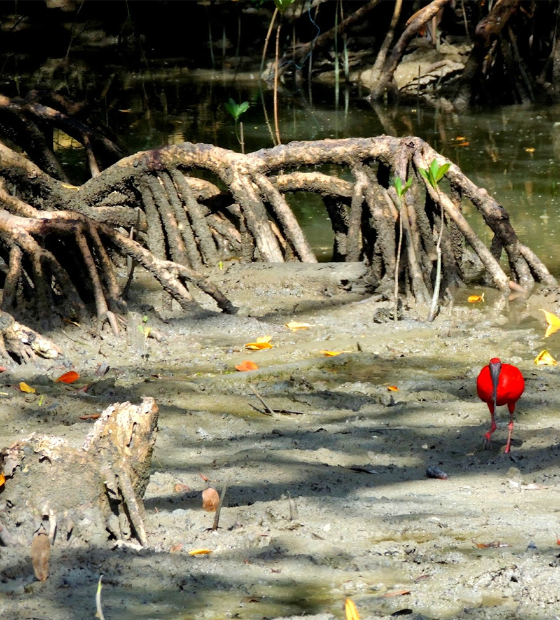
0, 135, 554, 312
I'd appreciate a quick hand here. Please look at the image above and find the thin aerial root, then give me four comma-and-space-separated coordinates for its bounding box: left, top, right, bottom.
171, 169, 219, 265
346, 166, 367, 262
146, 174, 190, 266
2, 245, 23, 310
138, 178, 166, 259
252, 172, 317, 262
74, 233, 117, 335
86, 222, 125, 313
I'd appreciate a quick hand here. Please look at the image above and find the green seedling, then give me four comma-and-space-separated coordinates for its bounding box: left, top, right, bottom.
224, 98, 249, 123
392, 176, 413, 323
274, 0, 296, 11
418, 158, 451, 322
225, 98, 249, 153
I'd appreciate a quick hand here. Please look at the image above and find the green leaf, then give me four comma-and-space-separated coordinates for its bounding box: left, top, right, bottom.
418, 168, 430, 182
435, 162, 451, 183
274, 0, 296, 12
224, 98, 249, 122
393, 176, 413, 197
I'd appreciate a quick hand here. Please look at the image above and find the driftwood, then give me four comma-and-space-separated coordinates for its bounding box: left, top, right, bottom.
0, 397, 158, 553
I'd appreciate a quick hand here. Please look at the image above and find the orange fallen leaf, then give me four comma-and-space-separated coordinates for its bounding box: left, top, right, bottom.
55, 371, 80, 384
174, 483, 191, 493
0, 366, 6, 373
345, 598, 360, 620
188, 549, 213, 556
382, 590, 411, 597
170, 543, 184, 553
468, 293, 484, 303
0, 472, 5, 487
535, 350, 557, 366
19, 382, 36, 394
235, 360, 259, 372
199, 473, 209, 482
456, 141, 469, 147
387, 385, 399, 391
320, 350, 352, 356
245, 336, 273, 350
455, 136, 466, 141
202, 487, 220, 512
285, 321, 313, 331
540, 309, 560, 338
556, 534, 560, 545
79, 414, 101, 420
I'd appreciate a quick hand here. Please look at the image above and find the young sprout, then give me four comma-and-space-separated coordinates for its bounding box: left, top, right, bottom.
224, 98, 249, 153
418, 158, 451, 322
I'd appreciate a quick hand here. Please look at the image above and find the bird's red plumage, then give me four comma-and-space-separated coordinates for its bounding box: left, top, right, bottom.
477, 357, 525, 453
477, 361, 525, 412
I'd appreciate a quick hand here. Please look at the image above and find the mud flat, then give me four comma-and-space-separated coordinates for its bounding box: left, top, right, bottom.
1, 262, 560, 620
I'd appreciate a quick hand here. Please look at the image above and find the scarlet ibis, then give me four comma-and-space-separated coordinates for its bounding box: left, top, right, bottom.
476, 358, 525, 453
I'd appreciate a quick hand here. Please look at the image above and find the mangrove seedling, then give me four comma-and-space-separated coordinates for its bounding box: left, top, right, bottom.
224, 98, 249, 153
418, 158, 451, 322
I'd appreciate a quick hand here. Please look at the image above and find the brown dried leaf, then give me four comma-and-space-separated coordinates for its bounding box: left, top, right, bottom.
202, 487, 220, 512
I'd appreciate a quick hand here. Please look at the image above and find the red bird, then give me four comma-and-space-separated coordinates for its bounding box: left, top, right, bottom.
476, 358, 525, 453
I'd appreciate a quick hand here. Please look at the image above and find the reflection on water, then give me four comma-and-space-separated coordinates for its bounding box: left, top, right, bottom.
55, 73, 560, 276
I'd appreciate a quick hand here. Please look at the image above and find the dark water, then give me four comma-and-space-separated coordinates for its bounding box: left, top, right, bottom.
54, 73, 560, 276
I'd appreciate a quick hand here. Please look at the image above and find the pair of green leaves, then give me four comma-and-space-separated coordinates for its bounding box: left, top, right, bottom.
274, 0, 296, 12
393, 159, 450, 195
418, 159, 451, 190
224, 99, 249, 123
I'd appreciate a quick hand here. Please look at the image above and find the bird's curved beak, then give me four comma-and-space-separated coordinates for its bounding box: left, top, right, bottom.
489, 360, 502, 412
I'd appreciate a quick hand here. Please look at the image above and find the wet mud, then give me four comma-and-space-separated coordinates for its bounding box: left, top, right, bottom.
1, 262, 560, 620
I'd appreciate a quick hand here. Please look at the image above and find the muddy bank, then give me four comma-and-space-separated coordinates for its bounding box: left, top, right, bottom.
1, 263, 560, 620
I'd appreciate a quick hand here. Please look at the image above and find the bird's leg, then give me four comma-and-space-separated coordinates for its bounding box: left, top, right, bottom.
505, 412, 514, 454
484, 406, 497, 449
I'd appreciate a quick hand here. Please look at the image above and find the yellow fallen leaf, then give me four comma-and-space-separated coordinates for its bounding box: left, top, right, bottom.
188, 549, 213, 556
19, 382, 36, 393
320, 350, 352, 356
535, 350, 557, 365
525, 147, 535, 153
345, 598, 360, 620
540, 309, 560, 338
468, 293, 484, 303
245, 336, 273, 350
285, 321, 313, 331
61, 183, 79, 190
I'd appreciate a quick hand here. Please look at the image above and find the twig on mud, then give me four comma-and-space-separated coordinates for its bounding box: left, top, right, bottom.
212, 482, 227, 531
248, 383, 275, 415
287, 492, 298, 521
96, 575, 106, 620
